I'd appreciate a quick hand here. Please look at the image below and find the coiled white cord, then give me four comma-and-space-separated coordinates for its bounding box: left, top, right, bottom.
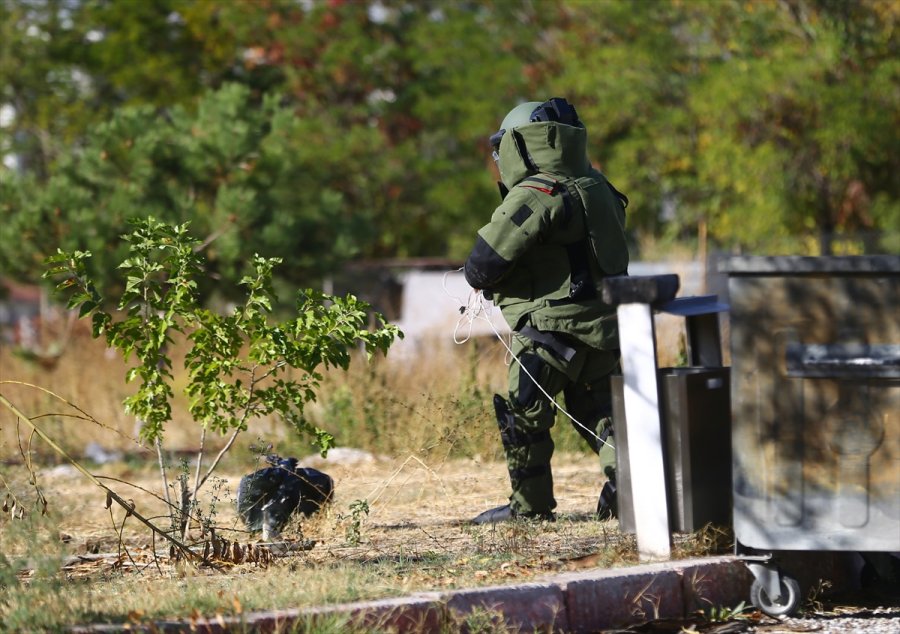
444, 269, 614, 451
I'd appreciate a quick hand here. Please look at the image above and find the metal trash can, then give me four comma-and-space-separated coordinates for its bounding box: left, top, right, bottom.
608, 288, 733, 537
612, 367, 732, 533
724, 255, 900, 616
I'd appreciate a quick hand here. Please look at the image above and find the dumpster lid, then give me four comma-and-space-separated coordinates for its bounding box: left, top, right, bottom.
720, 255, 900, 275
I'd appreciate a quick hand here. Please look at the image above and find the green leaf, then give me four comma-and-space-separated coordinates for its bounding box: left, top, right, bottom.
78, 300, 96, 318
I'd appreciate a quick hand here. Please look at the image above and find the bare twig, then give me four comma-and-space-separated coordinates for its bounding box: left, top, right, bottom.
0, 380, 136, 442
150, 528, 163, 575
177, 474, 191, 540
366, 454, 451, 513
192, 426, 207, 503
197, 427, 242, 491
194, 217, 235, 253
155, 436, 174, 528
189, 361, 269, 508
193, 365, 260, 494
94, 475, 172, 508
183, 425, 207, 540
109, 502, 140, 573
0, 392, 197, 562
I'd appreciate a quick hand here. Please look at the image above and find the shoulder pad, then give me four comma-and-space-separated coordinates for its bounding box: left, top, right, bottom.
516, 175, 560, 196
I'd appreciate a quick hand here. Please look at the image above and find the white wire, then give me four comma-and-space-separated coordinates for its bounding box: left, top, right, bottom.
452, 289, 482, 345
443, 268, 474, 344
450, 283, 615, 452
444, 268, 503, 347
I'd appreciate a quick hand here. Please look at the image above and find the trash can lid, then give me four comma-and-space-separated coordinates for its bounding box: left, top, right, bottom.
658, 295, 729, 316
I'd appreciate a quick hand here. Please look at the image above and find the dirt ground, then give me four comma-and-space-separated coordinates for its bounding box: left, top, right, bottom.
30, 449, 632, 569
38, 448, 615, 549
1, 324, 722, 627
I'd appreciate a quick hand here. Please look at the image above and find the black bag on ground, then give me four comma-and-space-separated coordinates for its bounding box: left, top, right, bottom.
236, 455, 333, 538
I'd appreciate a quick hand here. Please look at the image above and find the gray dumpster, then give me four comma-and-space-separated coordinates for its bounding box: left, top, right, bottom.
724, 255, 900, 616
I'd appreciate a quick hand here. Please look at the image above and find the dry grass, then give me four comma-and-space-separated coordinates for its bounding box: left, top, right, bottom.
0, 449, 730, 630
0, 317, 715, 630
2, 451, 697, 630
0, 307, 688, 459
1, 323, 510, 459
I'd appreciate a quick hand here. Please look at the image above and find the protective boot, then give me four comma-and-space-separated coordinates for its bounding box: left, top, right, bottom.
471, 504, 555, 525
472, 394, 556, 522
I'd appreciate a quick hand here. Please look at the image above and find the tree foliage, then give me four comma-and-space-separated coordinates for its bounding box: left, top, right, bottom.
554, 0, 898, 254
2, 0, 898, 299
44, 217, 400, 445
2, 83, 383, 299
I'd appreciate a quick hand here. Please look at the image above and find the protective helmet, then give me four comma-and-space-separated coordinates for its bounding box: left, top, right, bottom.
490, 101, 540, 151
529, 97, 582, 127
489, 98, 582, 150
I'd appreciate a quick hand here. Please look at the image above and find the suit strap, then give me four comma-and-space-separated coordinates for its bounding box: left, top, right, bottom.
519, 175, 559, 196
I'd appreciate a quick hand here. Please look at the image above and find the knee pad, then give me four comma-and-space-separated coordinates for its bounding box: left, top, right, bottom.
493, 393, 550, 450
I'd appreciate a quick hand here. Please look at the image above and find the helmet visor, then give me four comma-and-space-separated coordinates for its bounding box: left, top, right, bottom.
489, 129, 505, 152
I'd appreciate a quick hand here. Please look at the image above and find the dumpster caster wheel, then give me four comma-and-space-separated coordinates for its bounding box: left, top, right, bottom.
750, 575, 801, 617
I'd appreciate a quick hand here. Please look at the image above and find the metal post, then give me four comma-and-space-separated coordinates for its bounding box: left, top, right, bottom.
617, 301, 671, 561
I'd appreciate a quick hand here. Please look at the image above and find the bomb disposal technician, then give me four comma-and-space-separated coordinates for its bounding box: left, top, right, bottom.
464, 98, 630, 524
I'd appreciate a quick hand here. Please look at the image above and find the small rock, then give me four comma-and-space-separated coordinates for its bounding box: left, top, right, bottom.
44, 464, 78, 478
83, 442, 123, 465
301, 447, 378, 467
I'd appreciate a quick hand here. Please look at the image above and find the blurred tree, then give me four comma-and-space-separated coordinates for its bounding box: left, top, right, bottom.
551, 0, 898, 256
1, 0, 553, 297
549, 0, 699, 246
1, 0, 897, 301
0, 84, 374, 300
0, 0, 292, 177
398, 0, 555, 257
228, 0, 553, 258
0, 0, 93, 175
689, 0, 899, 255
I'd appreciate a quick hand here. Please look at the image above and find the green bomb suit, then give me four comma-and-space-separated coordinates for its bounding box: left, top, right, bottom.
464, 109, 629, 520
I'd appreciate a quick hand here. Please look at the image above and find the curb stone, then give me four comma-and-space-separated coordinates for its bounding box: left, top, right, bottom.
446, 581, 569, 632
69, 556, 752, 633
562, 568, 684, 631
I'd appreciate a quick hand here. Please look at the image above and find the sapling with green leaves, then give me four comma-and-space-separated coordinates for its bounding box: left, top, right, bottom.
44, 217, 401, 538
